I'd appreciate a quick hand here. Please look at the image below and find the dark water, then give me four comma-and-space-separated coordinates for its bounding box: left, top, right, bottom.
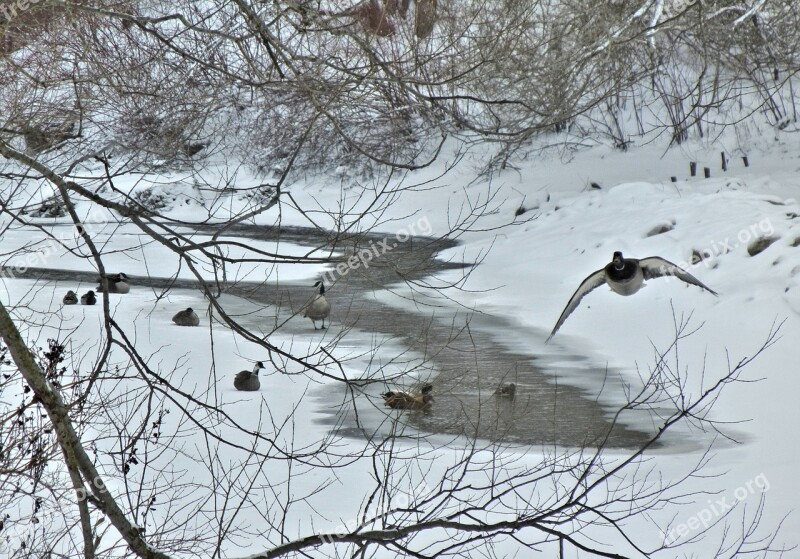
311, 308, 656, 449
4, 222, 656, 449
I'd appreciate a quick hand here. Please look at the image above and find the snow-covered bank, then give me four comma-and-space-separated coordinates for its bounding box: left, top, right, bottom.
2, 134, 798, 556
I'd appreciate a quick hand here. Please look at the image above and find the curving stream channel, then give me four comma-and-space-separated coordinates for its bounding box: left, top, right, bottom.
6, 222, 660, 450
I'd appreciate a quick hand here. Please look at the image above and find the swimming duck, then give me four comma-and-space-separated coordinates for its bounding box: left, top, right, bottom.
234, 361, 263, 391
548, 251, 717, 341
383, 384, 433, 410
303, 280, 331, 329
172, 307, 200, 326
494, 383, 516, 397
80, 290, 97, 305
63, 290, 78, 305
97, 272, 130, 294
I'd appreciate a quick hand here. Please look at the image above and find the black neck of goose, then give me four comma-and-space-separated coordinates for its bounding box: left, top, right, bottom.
607, 260, 637, 281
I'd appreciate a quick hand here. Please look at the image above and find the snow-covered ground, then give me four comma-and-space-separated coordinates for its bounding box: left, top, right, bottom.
2, 132, 799, 556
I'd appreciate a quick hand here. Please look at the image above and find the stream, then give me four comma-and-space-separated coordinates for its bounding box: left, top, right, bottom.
4, 222, 659, 449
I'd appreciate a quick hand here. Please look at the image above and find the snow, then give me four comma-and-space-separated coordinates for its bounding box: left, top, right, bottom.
2, 133, 799, 557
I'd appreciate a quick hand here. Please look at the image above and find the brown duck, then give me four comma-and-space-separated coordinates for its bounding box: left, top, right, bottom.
383, 384, 433, 410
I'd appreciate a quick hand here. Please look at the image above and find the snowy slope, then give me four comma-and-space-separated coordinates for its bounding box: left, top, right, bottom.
1, 134, 799, 556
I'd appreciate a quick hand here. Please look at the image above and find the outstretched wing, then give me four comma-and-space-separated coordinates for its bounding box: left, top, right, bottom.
547, 269, 607, 342
639, 256, 718, 295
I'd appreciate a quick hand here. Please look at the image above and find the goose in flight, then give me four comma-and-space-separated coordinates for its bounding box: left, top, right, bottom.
548, 251, 717, 341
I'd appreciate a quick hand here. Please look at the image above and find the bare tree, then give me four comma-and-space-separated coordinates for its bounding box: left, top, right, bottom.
0, 2, 795, 558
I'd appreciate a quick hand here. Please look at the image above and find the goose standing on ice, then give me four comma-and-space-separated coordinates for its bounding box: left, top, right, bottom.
303, 280, 331, 330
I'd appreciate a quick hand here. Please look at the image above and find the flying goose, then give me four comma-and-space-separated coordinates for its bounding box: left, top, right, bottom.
97, 272, 130, 294
172, 307, 200, 326
548, 251, 717, 341
303, 280, 331, 329
63, 290, 78, 305
80, 290, 97, 305
234, 361, 264, 391
383, 384, 434, 410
